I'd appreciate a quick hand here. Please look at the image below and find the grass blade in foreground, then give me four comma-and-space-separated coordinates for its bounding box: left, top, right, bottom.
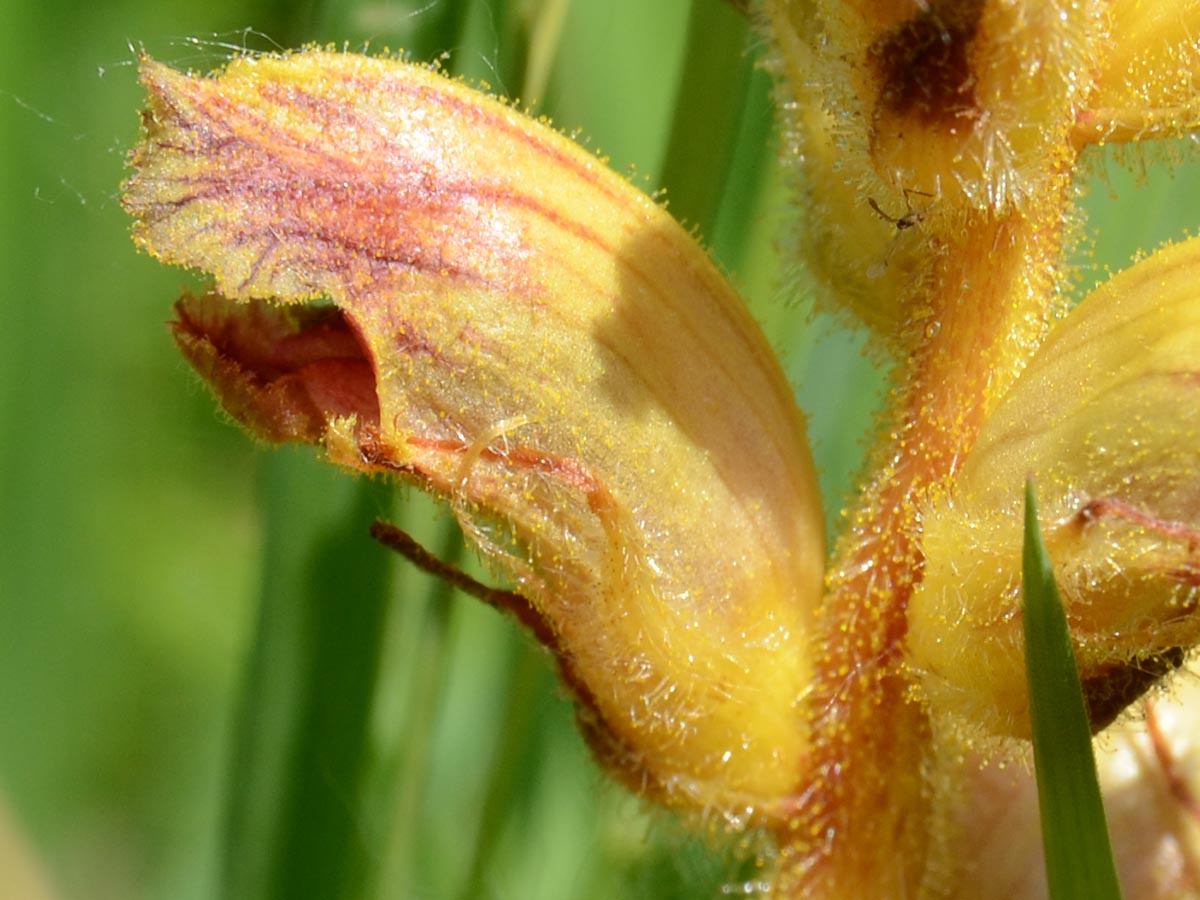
1022, 478, 1123, 900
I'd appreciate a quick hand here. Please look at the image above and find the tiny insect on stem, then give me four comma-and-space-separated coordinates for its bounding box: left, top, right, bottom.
867, 189, 936, 231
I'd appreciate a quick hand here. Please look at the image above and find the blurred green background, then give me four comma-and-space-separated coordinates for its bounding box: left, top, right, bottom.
2, 1, 1199, 898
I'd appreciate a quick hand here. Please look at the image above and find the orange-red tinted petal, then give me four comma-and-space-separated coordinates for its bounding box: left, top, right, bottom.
123, 50, 826, 816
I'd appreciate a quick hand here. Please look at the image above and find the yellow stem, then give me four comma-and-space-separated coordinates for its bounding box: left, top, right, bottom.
774, 195, 1070, 897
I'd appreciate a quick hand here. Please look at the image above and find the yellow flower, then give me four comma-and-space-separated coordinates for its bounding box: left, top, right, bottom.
123, 1, 1200, 896
123, 51, 826, 815
911, 237, 1200, 740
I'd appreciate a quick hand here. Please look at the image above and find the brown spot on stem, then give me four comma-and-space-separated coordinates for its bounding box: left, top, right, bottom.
868, 1, 983, 126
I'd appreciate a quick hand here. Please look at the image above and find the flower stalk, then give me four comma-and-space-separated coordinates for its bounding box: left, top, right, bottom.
779, 201, 1071, 893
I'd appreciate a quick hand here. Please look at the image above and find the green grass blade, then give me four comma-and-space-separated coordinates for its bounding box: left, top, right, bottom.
370, 519, 461, 896
456, 644, 550, 900
222, 448, 394, 900
657, 0, 755, 233
1022, 479, 1124, 900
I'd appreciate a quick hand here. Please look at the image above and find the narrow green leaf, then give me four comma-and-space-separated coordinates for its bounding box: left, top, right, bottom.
1022, 478, 1124, 900
457, 643, 551, 900
657, 0, 756, 234
222, 448, 394, 900
370, 518, 461, 896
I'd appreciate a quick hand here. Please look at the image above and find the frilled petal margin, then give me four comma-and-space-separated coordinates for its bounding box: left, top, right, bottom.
909, 235, 1200, 737
122, 50, 826, 817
